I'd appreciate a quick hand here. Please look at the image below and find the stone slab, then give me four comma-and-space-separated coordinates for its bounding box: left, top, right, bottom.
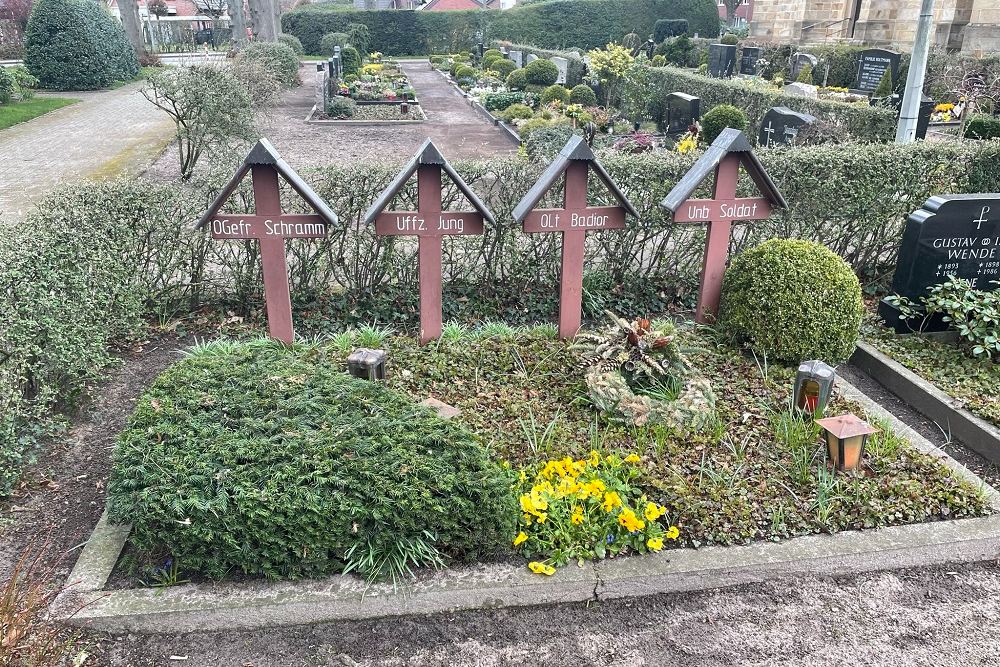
419, 397, 462, 419
850, 341, 1000, 463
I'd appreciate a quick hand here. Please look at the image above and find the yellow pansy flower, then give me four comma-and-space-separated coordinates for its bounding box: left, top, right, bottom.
513, 532, 528, 547
571, 507, 585, 525
528, 561, 556, 575
602, 491, 622, 513
624, 453, 641, 464
618, 508, 645, 533
665, 525, 680, 540
644, 501, 666, 522
647, 537, 664, 551
588, 450, 600, 467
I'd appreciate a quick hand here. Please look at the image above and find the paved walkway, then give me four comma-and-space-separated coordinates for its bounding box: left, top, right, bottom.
148, 61, 514, 175
0, 83, 173, 224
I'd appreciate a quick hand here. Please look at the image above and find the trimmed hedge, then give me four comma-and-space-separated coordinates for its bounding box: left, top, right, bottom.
107, 340, 516, 580
646, 65, 897, 143
235, 41, 301, 88
24, 0, 139, 91
282, 0, 719, 56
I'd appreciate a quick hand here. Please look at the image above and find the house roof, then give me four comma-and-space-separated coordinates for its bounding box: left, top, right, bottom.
511, 134, 639, 223
362, 139, 495, 225
659, 128, 786, 214
195, 138, 338, 229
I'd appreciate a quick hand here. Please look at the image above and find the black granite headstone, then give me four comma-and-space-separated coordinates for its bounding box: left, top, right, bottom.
758, 106, 816, 147
708, 44, 737, 79
790, 52, 818, 79
664, 92, 700, 134
917, 93, 934, 140
740, 47, 760, 75
880, 194, 1000, 331
854, 48, 900, 93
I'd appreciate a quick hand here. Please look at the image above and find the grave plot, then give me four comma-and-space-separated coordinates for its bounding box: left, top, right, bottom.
312, 52, 425, 123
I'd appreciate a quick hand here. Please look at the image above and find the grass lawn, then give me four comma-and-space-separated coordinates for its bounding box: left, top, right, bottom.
863, 312, 1000, 427
0, 96, 79, 130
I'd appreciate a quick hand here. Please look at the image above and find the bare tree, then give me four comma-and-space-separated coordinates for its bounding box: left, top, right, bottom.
228, 0, 248, 47
118, 0, 147, 59
722, 0, 741, 27
193, 0, 227, 47
247, 0, 277, 40
942, 62, 1000, 137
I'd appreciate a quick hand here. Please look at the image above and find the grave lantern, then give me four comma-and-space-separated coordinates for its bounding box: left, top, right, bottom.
815, 413, 878, 473
347, 348, 387, 381
793, 360, 835, 415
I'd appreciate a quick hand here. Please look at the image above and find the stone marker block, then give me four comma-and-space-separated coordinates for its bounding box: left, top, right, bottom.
420, 397, 462, 419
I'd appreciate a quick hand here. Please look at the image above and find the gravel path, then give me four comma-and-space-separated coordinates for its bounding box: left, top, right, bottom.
0, 83, 173, 224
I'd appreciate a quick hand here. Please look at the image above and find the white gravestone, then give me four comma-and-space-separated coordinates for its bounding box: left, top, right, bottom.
551, 56, 569, 85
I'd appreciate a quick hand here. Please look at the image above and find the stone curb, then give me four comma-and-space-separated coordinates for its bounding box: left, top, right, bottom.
52, 377, 1000, 634
851, 341, 1000, 462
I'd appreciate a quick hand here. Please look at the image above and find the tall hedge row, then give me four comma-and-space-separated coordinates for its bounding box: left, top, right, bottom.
282, 0, 720, 56
3, 140, 999, 497
646, 65, 897, 143
24, 0, 139, 90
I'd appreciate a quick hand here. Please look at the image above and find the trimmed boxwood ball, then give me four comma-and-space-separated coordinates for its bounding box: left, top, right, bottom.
540, 84, 569, 105
107, 340, 516, 581
524, 58, 559, 86
700, 103, 749, 143
569, 83, 597, 106
482, 48, 503, 60
490, 58, 517, 78
718, 239, 864, 364
277, 33, 304, 56
500, 102, 534, 123
506, 68, 527, 90
235, 41, 301, 87
25, 0, 139, 91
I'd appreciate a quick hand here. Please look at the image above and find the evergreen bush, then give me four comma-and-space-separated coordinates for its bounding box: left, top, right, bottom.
455, 64, 477, 81
796, 63, 813, 84
718, 239, 864, 363
506, 68, 527, 90
500, 102, 534, 122
569, 83, 597, 106
341, 45, 361, 76
700, 103, 748, 143
107, 340, 516, 580
320, 32, 349, 56
540, 84, 569, 105
278, 33, 305, 56
235, 41, 301, 87
720, 33, 739, 45
654, 18, 688, 42
0, 68, 13, 104
24, 0, 138, 91
326, 95, 356, 118
965, 115, 1000, 140
483, 90, 524, 111
489, 58, 517, 78
524, 58, 558, 86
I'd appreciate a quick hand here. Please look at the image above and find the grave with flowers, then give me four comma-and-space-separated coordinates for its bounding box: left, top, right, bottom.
55, 133, 1000, 633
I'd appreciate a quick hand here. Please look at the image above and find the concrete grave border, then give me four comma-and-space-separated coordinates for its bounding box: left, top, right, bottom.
851, 341, 1000, 462
52, 376, 1000, 634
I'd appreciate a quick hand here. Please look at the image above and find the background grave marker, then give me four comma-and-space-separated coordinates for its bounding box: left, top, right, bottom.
195, 139, 338, 343
854, 48, 901, 94
660, 129, 788, 323
364, 139, 495, 344
758, 106, 816, 147
512, 135, 638, 339
739, 47, 760, 75
708, 43, 737, 78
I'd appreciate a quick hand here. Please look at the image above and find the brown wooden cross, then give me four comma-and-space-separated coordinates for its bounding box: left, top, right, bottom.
513, 135, 638, 339
364, 140, 495, 344
660, 129, 786, 324
195, 139, 338, 343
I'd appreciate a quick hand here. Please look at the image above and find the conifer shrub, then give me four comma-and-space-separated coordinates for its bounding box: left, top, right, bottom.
796, 62, 813, 84
340, 45, 361, 76
500, 102, 534, 122
718, 239, 864, 363
320, 32, 349, 56
720, 33, 739, 45
964, 115, 1000, 140
24, 0, 139, 90
107, 339, 516, 581
569, 83, 598, 106
700, 103, 748, 143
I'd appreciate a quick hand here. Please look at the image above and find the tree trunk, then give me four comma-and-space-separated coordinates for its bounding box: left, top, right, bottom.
118, 0, 147, 58
247, 0, 277, 40
229, 0, 248, 46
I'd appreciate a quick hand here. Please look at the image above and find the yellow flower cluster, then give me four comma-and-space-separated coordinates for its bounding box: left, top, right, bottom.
513, 451, 681, 574
676, 133, 698, 155
935, 102, 955, 113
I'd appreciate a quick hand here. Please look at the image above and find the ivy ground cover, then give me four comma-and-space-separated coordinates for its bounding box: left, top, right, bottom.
108, 322, 989, 584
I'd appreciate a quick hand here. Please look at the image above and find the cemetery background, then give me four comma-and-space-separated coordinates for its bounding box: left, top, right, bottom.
3, 1, 1000, 663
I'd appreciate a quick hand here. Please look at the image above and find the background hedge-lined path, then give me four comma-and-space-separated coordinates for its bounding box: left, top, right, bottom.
0, 82, 172, 226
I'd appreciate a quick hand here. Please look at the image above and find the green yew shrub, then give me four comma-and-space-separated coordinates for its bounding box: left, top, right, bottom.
700, 103, 748, 143
654, 18, 688, 42
489, 58, 517, 78
455, 64, 477, 81
540, 84, 570, 105
506, 68, 528, 90
569, 83, 597, 106
107, 340, 516, 580
796, 63, 813, 84
278, 33, 305, 56
483, 48, 503, 60
24, 0, 139, 90
320, 32, 349, 56
964, 115, 1000, 140
524, 58, 559, 86
235, 42, 301, 87
718, 239, 864, 363
873, 67, 893, 98
340, 45, 361, 76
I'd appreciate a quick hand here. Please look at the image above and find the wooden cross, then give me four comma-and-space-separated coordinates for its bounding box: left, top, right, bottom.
513, 136, 637, 339
364, 140, 494, 344
660, 129, 786, 324
196, 139, 338, 343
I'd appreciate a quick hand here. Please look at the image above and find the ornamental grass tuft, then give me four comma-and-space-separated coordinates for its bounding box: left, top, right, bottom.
107, 339, 516, 582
